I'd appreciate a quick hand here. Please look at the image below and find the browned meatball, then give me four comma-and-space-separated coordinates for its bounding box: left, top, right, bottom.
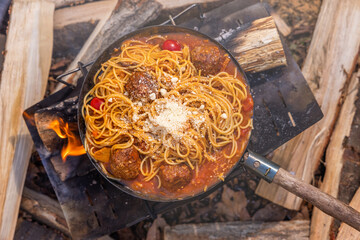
159, 164, 192, 191
125, 72, 158, 102
109, 147, 141, 180
191, 45, 222, 76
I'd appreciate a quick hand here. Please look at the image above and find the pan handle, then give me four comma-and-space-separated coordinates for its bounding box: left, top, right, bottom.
54, 60, 95, 88
243, 150, 360, 231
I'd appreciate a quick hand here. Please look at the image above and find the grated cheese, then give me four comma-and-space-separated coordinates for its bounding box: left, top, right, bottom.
149, 93, 156, 100
192, 115, 205, 130
135, 101, 143, 106
151, 100, 189, 138
133, 113, 139, 122
171, 77, 178, 83
221, 113, 227, 119
160, 88, 167, 96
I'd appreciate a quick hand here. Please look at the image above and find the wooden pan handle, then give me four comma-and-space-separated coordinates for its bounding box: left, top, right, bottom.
273, 168, 360, 231
243, 151, 360, 230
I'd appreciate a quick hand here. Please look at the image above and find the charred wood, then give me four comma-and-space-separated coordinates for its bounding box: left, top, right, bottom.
164, 220, 310, 240
20, 187, 69, 236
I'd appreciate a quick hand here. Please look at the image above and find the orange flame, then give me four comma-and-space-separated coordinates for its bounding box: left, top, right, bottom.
23, 111, 35, 126
48, 118, 86, 161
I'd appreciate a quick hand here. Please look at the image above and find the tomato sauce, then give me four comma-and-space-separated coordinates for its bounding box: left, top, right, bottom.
105, 32, 253, 200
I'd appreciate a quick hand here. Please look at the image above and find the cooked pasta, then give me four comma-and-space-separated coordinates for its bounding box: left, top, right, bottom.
82, 32, 253, 197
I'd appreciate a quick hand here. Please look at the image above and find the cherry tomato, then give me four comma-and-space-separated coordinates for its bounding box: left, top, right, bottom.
162, 40, 181, 51
90, 97, 104, 110
242, 96, 254, 112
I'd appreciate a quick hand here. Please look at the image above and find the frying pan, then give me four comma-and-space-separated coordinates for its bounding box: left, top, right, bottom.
77, 25, 360, 230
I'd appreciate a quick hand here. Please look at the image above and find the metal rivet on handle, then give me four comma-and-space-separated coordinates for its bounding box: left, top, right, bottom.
242, 150, 280, 183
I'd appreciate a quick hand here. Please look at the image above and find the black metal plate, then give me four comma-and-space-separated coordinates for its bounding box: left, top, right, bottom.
23, 82, 231, 238
24, 83, 151, 239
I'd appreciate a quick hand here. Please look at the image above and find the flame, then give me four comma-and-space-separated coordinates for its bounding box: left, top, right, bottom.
48, 118, 86, 161
23, 111, 35, 126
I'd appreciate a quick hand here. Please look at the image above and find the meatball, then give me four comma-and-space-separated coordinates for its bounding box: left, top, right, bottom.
191, 45, 222, 76
125, 72, 158, 102
159, 164, 192, 191
109, 147, 141, 180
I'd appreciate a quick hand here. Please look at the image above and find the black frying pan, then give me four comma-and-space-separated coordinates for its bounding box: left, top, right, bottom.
77, 25, 360, 230
77, 25, 252, 202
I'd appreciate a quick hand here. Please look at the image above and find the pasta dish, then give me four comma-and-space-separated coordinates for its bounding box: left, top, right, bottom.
82, 32, 253, 198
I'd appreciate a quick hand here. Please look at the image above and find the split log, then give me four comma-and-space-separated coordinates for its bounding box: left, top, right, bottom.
53, 0, 162, 93
54, 13, 286, 93
54, 0, 117, 29
164, 220, 310, 240
255, 0, 360, 210
21, 187, 69, 236
156, 0, 221, 9
78, 0, 161, 64
14, 218, 65, 240
54, 0, 223, 10
333, 64, 360, 233
146, 217, 168, 240
336, 187, 360, 240
228, 16, 287, 72
310, 69, 359, 239
34, 112, 63, 152
54, 0, 85, 9
53, 0, 116, 62
0, 0, 54, 239
267, 9, 291, 37
34, 95, 79, 153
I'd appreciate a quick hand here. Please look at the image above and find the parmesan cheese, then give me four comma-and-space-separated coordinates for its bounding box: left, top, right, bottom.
160, 88, 167, 96
133, 113, 139, 122
171, 77, 178, 83
149, 93, 156, 100
150, 100, 189, 139
135, 101, 143, 106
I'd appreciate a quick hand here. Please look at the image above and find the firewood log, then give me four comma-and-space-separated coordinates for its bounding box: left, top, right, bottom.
21, 187, 69, 236
255, 0, 360, 213
310, 69, 359, 240
164, 220, 310, 240
0, 0, 54, 238
52, 0, 162, 93
336, 187, 360, 240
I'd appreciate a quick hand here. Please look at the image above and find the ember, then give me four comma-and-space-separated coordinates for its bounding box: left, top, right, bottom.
48, 118, 85, 161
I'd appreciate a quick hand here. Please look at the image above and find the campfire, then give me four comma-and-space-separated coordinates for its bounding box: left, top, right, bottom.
0, 0, 359, 239
48, 118, 85, 161
22, 2, 325, 237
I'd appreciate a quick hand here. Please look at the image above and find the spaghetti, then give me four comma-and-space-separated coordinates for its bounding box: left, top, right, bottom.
82, 33, 253, 198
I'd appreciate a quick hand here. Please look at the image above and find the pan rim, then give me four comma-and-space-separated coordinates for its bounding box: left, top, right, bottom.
77, 25, 253, 203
